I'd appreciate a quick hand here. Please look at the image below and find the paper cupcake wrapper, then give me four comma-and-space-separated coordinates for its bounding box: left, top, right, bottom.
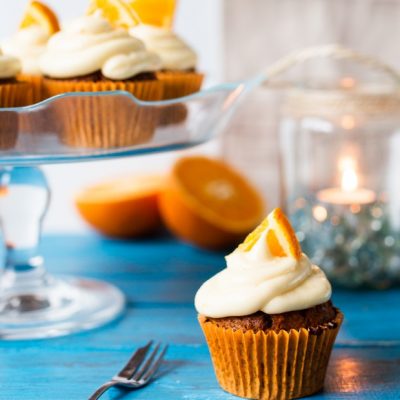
156, 71, 204, 100
199, 311, 343, 400
158, 103, 188, 126
156, 72, 203, 126
0, 82, 30, 108
18, 74, 44, 104
42, 79, 163, 149
0, 111, 18, 150
0, 83, 30, 150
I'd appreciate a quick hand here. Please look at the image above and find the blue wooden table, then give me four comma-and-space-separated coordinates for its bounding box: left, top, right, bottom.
1, 234, 399, 399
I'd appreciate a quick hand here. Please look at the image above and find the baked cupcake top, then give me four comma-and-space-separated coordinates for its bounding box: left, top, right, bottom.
40, 14, 162, 80
195, 208, 331, 318
2, 26, 51, 75
129, 24, 197, 71
0, 49, 21, 79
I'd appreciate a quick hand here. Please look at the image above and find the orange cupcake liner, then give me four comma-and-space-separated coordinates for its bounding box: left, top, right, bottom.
156, 71, 203, 126
157, 71, 204, 100
199, 311, 343, 400
18, 74, 44, 104
42, 79, 164, 149
0, 82, 30, 108
158, 103, 188, 126
0, 111, 18, 150
0, 82, 31, 150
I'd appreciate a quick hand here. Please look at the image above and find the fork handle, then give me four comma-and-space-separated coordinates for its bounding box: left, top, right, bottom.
88, 380, 118, 400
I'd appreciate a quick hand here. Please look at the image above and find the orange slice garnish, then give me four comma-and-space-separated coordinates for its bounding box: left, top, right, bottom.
240, 208, 302, 260
87, 0, 141, 29
127, 0, 177, 28
76, 175, 164, 238
19, 1, 60, 35
159, 156, 265, 250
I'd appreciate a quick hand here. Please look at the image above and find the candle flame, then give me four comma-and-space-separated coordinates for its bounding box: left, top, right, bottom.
340, 157, 358, 192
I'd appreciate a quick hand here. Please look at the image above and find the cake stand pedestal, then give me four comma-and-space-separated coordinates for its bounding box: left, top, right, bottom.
0, 83, 247, 339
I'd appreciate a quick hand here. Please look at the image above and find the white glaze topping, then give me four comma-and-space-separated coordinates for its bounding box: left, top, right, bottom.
40, 15, 161, 79
2, 26, 50, 75
129, 24, 197, 70
195, 229, 331, 317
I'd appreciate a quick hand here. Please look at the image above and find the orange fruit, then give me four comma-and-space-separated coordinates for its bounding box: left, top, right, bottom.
87, 0, 140, 29
127, 0, 177, 28
159, 156, 265, 250
240, 208, 302, 260
19, 1, 60, 34
76, 175, 164, 238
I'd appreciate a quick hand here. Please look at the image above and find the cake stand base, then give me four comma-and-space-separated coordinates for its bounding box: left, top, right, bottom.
0, 166, 125, 340
0, 272, 124, 340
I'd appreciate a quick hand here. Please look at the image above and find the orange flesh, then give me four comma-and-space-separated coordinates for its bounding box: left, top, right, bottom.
128, 0, 177, 28
239, 208, 302, 260
87, 0, 140, 29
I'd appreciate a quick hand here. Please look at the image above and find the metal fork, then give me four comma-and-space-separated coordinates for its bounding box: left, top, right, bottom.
89, 341, 168, 400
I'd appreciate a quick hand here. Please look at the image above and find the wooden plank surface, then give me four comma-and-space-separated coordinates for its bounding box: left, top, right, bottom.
0, 235, 399, 400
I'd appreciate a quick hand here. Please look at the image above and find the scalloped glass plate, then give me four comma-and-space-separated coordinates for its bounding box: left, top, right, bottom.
0, 82, 249, 165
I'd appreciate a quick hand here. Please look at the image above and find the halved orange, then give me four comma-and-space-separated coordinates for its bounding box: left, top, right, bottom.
76, 175, 164, 238
240, 208, 302, 259
19, 1, 60, 35
87, 0, 140, 29
128, 0, 177, 28
159, 156, 265, 250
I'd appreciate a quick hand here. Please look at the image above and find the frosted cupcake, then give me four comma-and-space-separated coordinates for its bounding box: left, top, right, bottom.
2, 1, 60, 104
195, 208, 343, 400
39, 14, 164, 148
3, 27, 51, 104
0, 51, 27, 149
130, 24, 203, 99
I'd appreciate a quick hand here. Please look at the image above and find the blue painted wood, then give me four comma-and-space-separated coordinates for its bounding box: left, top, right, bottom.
0, 234, 399, 400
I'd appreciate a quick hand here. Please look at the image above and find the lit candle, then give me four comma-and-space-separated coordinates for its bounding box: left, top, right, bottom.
317, 157, 376, 205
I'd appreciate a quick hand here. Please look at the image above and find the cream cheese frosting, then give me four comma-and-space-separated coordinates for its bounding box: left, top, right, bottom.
2, 26, 50, 75
39, 15, 161, 79
129, 24, 197, 70
195, 229, 331, 318
0, 49, 21, 79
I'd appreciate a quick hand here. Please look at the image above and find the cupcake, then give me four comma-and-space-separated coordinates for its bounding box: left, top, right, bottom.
195, 208, 343, 400
2, 1, 60, 104
129, 24, 203, 99
39, 14, 164, 148
0, 51, 28, 149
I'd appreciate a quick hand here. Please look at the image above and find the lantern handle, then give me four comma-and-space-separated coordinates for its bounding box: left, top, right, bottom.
261, 44, 400, 86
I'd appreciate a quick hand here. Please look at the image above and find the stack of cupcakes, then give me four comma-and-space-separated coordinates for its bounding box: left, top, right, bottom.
0, 0, 204, 149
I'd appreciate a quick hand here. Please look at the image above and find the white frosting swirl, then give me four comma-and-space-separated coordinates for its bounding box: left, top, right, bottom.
195, 230, 331, 317
0, 49, 21, 79
103, 51, 162, 80
2, 26, 50, 75
40, 15, 161, 79
129, 24, 197, 70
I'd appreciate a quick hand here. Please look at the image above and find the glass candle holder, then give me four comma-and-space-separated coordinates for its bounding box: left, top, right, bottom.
280, 85, 400, 289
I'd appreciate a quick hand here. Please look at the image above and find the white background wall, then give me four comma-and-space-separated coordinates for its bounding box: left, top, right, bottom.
1, 0, 224, 232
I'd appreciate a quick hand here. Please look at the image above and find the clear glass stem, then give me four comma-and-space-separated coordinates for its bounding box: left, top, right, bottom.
0, 166, 51, 312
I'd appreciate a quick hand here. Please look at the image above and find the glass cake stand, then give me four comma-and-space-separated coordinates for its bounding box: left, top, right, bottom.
0, 82, 250, 339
